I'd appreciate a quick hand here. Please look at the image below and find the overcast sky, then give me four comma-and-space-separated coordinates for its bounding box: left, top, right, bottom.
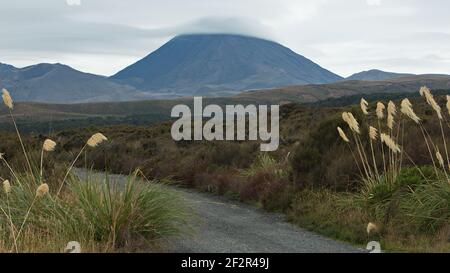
0, 0, 449, 77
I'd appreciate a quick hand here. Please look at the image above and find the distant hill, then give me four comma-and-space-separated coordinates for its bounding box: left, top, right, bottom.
307, 89, 450, 108
3, 74, 450, 133
111, 34, 343, 96
0, 63, 144, 103
346, 69, 414, 81
237, 75, 450, 104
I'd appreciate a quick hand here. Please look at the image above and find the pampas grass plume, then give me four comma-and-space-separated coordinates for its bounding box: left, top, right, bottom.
342, 112, 356, 134
87, 133, 108, 148
3, 180, 11, 194
369, 126, 378, 140
420, 86, 442, 119
337, 127, 350, 143
367, 222, 378, 235
387, 101, 396, 116
400, 98, 420, 124
387, 114, 395, 130
43, 139, 57, 152
360, 98, 369, 115
342, 112, 360, 134
436, 150, 445, 168
376, 102, 385, 119
381, 133, 401, 153
446, 95, 450, 116
419, 86, 430, 97
36, 183, 49, 197
2, 88, 13, 110
347, 112, 360, 133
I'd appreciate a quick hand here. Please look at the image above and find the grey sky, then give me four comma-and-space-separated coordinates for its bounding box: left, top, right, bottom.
0, 0, 449, 77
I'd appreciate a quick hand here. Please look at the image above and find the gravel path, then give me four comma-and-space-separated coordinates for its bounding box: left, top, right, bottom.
79, 171, 362, 253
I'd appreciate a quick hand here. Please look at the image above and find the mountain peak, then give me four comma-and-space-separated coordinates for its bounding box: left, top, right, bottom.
112, 33, 342, 95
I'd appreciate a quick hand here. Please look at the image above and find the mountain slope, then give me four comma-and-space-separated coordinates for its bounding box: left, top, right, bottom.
0, 63, 142, 103
112, 34, 343, 95
347, 69, 414, 81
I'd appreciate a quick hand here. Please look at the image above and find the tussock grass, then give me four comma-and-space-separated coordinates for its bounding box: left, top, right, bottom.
70, 172, 188, 249
333, 86, 450, 251
0, 90, 188, 252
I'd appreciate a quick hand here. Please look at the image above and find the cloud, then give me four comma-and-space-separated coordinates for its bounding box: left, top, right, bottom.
0, 0, 449, 76
366, 0, 382, 6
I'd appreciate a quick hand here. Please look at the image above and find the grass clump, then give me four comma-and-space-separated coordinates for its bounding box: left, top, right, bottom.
0, 89, 188, 252
70, 172, 188, 249
330, 87, 450, 251
287, 189, 369, 245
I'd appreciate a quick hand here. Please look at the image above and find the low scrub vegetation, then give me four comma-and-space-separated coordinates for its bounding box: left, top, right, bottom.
2, 87, 450, 252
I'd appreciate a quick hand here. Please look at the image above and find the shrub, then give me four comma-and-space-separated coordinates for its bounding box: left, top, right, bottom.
238, 153, 293, 211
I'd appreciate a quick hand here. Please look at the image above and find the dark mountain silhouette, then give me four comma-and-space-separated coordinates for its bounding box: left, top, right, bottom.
111, 34, 343, 96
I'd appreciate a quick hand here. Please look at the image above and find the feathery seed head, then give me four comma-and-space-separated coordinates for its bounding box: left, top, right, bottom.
3, 180, 11, 194
446, 95, 450, 116
342, 112, 350, 123
360, 98, 369, 115
419, 86, 430, 97
387, 114, 395, 130
337, 127, 350, 143
369, 126, 378, 140
380, 133, 401, 153
400, 98, 420, 124
347, 112, 361, 134
2, 89, 13, 110
428, 97, 442, 119
387, 101, 396, 116
376, 102, 385, 119
87, 133, 108, 148
436, 150, 445, 168
36, 183, 49, 197
367, 222, 378, 235
420, 86, 442, 119
43, 139, 57, 152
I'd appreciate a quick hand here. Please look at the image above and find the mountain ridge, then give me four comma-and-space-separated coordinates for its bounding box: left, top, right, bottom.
0, 62, 145, 103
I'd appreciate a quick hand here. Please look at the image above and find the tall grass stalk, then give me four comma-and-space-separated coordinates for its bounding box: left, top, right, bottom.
58, 143, 88, 196
57, 133, 107, 196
